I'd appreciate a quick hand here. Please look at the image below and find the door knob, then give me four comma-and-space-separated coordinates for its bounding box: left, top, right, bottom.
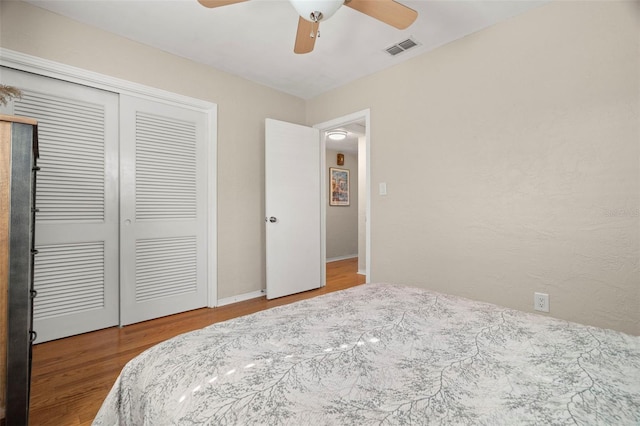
267, 216, 277, 223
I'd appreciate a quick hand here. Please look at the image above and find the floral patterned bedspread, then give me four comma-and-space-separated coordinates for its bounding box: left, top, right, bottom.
94, 283, 640, 425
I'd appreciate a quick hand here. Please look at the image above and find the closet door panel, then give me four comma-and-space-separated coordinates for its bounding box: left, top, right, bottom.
119, 95, 208, 325
1, 68, 120, 342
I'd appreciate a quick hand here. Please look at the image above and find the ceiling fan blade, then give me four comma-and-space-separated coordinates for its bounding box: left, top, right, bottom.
345, 0, 417, 29
294, 16, 318, 54
197, 0, 247, 9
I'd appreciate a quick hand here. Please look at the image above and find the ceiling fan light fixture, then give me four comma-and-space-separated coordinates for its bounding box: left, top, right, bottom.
327, 130, 347, 141
198, 0, 419, 55
289, 0, 344, 22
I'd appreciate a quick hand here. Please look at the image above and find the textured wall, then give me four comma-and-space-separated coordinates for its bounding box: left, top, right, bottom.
0, 0, 306, 300
307, 1, 639, 334
2, 0, 638, 334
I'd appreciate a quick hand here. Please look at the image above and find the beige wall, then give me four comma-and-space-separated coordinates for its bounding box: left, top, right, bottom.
0, 0, 306, 299
2, 1, 638, 335
326, 149, 358, 260
307, 1, 640, 335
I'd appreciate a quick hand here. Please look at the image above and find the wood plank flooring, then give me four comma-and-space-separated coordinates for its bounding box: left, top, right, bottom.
28, 258, 365, 425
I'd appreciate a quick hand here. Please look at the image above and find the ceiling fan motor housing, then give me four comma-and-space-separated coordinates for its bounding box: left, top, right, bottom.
289, 0, 344, 22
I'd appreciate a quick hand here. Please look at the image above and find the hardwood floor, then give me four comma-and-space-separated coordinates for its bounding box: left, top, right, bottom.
28, 258, 365, 425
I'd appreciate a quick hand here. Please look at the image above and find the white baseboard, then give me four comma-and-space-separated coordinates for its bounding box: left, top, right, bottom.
326, 254, 358, 263
217, 289, 264, 307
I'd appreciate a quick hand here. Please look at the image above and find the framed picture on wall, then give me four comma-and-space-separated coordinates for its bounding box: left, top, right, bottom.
329, 167, 350, 206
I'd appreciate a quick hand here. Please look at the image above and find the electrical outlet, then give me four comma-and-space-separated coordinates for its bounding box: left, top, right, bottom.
534, 292, 549, 313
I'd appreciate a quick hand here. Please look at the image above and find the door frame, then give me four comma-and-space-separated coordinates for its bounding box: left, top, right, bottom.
313, 109, 371, 285
0, 48, 219, 309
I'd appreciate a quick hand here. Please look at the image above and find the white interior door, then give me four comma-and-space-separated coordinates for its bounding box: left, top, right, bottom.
265, 119, 321, 299
0, 68, 119, 343
119, 95, 208, 325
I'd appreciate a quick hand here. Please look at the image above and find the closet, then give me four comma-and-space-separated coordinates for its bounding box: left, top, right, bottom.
1, 67, 211, 343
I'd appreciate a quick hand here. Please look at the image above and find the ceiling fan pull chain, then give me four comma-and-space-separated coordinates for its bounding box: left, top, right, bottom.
305, 11, 322, 39
309, 19, 318, 39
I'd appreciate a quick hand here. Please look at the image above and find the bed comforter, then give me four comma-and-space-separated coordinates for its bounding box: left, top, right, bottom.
93, 283, 640, 425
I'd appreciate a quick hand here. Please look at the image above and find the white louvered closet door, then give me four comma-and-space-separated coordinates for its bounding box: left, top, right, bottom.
119, 95, 208, 325
1, 68, 120, 343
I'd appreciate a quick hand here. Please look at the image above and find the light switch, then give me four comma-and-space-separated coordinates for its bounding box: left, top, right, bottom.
379, 182, 387, 196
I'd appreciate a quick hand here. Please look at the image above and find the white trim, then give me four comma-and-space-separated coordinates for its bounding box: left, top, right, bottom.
357, 269, 366, 276
326, 254, 358, 263
0, 49, 213, 110
1, 48, 219, 312
216, 290, 264, 307
206, 105, 218, 308
320, 141, 327, 286
314, 109, 372, 283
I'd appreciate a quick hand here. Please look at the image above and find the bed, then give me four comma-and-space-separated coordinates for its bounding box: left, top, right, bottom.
93, 283, 640, 425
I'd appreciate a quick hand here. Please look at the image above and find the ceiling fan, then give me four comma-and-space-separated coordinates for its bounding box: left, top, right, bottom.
197, 0, 418, 54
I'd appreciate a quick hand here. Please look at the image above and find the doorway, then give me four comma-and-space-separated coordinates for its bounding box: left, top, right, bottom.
314, 109, 371, 285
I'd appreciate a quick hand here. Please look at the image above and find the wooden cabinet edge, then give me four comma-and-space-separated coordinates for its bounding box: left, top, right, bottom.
0, 120, 11, 426
0, 115, 37, 126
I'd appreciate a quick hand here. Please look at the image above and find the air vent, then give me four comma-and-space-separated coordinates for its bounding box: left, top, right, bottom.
386, 45, 404, 56
398, 38, 418, 50
385, 37, 420, 56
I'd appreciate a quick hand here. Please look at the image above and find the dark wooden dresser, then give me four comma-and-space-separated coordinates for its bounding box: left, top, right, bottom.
1, 114, 39, 426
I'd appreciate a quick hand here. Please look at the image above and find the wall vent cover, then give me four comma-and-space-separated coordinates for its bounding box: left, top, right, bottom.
385, 37, 420, 56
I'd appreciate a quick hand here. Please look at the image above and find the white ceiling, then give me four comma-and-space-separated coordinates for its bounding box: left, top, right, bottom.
25, 0, 547, 100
